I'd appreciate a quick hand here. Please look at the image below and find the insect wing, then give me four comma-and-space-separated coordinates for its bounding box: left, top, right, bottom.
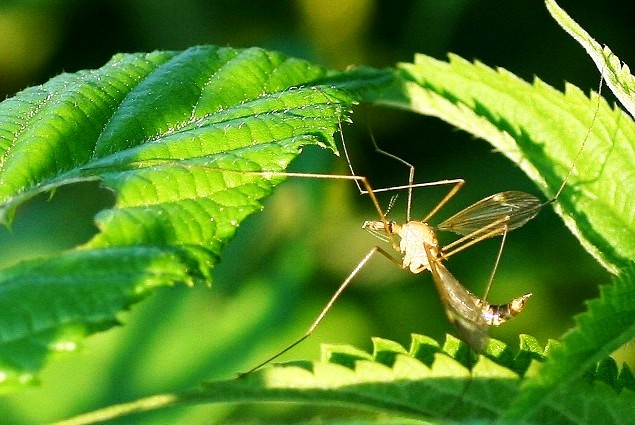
424, 244, 489, 352
437, 191, 542, 237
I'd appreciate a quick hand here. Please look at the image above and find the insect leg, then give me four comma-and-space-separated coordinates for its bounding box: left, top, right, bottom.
440, 216, 510, 259
339, 123, 465, 223
481, 224, 508, 301
239, 245, 403, 376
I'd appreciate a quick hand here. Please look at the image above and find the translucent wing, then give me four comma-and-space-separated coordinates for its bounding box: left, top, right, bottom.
424, 243, 532, 352
424, 244, 489, 352
437, 191, 543, 237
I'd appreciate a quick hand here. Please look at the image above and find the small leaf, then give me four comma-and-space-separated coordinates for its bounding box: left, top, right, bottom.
546, 0, 635, 119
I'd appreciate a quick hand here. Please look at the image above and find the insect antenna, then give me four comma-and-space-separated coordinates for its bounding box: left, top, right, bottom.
547, 73, 605, 205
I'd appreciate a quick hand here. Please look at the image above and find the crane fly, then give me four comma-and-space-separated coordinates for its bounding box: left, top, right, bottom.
352, 148, 537, 354
238, 141, 560, 373
235, 149, 537, 375
87, 76, 601, 374
241, 69, 604, 374
351, 69, 604, 352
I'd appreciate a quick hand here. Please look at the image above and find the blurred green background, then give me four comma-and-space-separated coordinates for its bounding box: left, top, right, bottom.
0, 0, 632, 423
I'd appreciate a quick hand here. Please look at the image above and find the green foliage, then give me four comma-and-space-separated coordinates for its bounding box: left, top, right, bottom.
502, 265, 635, 422
0, 45, 392, 390
545, 0, 635, 119
1, 1, 634, 424
51, 333, 635, 425
373, 49, 634, 274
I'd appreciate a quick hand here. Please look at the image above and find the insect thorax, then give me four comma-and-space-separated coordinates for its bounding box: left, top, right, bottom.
398, 221, 438, 274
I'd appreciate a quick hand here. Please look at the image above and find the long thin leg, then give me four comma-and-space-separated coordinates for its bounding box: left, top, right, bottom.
421, 180, 465, 223
138, 161, 392, 242
239, 245, 404, 376
339, 123, 465, 223
368, 129, 416, 221
366, 128, 468, 224
441, 216, 509, 254
110, 156, 398, 241
481, 225, 508, 301
212, 168, 464, 253
122, 160, 461, 260
128, 162, 496, 266
440, 216, 510, 260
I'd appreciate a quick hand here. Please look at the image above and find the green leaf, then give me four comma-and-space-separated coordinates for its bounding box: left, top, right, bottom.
0, 246, 208, 384
3, 4, 633, 422
53, 334, 635, 425
502, 265, 635, 423
546, 0, 635, 119
0, 45, 394, 390
368, 52, 635, 274
356, 6, 635, 421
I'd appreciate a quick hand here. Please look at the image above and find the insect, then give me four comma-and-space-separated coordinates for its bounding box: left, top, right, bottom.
240, 66, 607, 375
234, 166, 527, 375
234, 150, 532, 374
93, 73, 599, 375
328, 137, 542, 351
